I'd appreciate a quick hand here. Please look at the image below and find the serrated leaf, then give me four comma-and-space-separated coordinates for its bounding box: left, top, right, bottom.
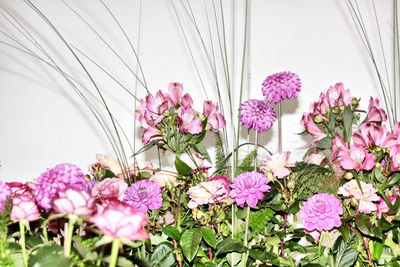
201, 227, 217, 249
339, 224, 350, 243
355, 214, 374, 237
216, 239, 247, 255
175, 156, 192, 176
25, 236, 43, 248
180, 228, 202, 262
332, 235, 358, 267
163, 226, 181, 240
150, 242, 175, 267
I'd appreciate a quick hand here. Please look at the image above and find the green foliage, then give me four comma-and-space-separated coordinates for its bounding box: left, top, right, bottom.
0, 203, 14, 267
237, 150, 257, 174
332, 233, 358, 267
291, 162, 339, 200
214, 133, 228, 175
249, 208, 274, 235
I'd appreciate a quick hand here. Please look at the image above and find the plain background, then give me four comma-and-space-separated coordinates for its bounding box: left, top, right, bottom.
0, 0, 395, 181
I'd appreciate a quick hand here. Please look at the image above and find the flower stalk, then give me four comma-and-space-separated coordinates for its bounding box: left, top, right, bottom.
19, 220, 28, 267
109, 238, 121, 267
64, 217, 75, 258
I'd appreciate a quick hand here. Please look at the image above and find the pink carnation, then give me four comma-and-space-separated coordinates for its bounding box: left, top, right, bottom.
261, 71, 301, 104
53, 188, 96, 217
92, 178, 128, 201
230, 171, 271, 208
300, 193, 343, 232
338, 180, 380, 213
187, 180, 230, 209
10, 194, 40, 222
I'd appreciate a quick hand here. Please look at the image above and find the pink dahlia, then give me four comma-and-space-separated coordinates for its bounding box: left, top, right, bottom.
338, 180, 380, 213
229, 171, 271, 208
261, 71, 301, 104
34, 163, 86, 211
89, 200, 150, 240
300, 193, 343, 232
123, 180, 162, 213
0, 182, 12, 213
10, 194, 40, 222
240, 99, 276, 132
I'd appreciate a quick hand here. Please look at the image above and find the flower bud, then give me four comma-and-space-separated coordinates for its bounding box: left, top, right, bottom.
344, 172, 353, 180
313, 115, 324, 123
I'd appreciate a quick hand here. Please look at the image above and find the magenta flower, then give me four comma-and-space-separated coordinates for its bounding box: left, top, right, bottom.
187, 180, 230, 209
261, 71, 301, 104
338, 180, 380, 213
92, 178, 128, 201
353, 123, 396, 149
34, 163, 86, 211
89, 200, 150, 240
202, 100, 226, 132
53, 188, 96, 217
230, 171, 271, 208
300, 113, 327, 145
340, 145, 376, 172
377, 195, 398, 219
299, 193, 343, 232
123, 180, 162, 213
240, 99, 276, 132
7, 182, 33, 197
325, 83, 353, 107
261, 151, 295, 178
10, 194, 40, 222
0, 182, 12, 213
177, 106, 203, 135
390, 145, 400, 172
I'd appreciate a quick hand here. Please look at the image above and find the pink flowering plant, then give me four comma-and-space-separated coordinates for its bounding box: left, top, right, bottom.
3, 80, 400, 267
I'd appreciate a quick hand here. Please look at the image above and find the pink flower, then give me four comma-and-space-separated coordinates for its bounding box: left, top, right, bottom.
141, 122, 162, 145
207, 175, 230, 193
10, 194, 40, 222
261, 71, 301, 104
300, 193, 343, 232
304, 230, 320, 242
340, 145, 376, 172
366, 97, 387, 123
240, 99, 276, 132
7, 182, 33, 197
325, 83, 353, 107
230, 171, 271, 208
353, 123, 396, 149
207, 113, 226, 132
187, 181, 230, 209
96, 154, 124, 177
338, 180, 380, 213
53, 188, 96, 217
377, 195, 398, 219
203, 100, 217, 117
306, 153, 326, 165
92, 178, 128, 201
390, 145, 400, 172
261, 152, 295, 179
164, 82, 184, 107
300, 113, 327, 145
123, 180, 162, 213
89, 200, 150, 240
177, 106, 203, 135
150, 167, 178, 188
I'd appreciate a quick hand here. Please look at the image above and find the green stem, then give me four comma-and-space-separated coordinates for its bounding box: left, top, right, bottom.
318, 232, 324, 265
42, 220, 48, 243
19, 221, 28, 267
241, 206, 251, 267
109, 239, 121, 267
64, 217, 74, 258
327, 231, 334, 267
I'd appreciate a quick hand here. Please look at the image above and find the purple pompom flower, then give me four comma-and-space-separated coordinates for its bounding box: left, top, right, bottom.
240, 99, 276, 132
229, 171, 271, 208
34, 163, 86, 211
123, 180, 162, 213
0, 182, 12, 213
261, 71, 301, 104
299, 193, 343, 232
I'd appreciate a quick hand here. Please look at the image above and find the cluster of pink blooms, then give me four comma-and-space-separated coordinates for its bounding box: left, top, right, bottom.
135, 82, 226, 145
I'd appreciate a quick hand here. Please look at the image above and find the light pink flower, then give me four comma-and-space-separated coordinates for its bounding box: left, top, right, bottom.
306, 153, 326, 165
377, 195, 398, 219
207, 113, 226, 132
141, 122, 162, 145
177, 106, 203, 135
390, 145, 400, 172
261, 152, 295, 179
207, 175, 230, 193
203, 100, 217, 117
143, 91, 168, 125
304, 230, 320, 242
92, 178, 128, 201
300, 113, 327, 145
150, 167, 178, 188
96, 154, 123, 177
53, 188, 96, 217
338, 180, 380, 213
325, 83, 353, 107
353, 123, 396, 149
164, 82, 183, 107
366, 97, 387, 123
187, 181, 230, 209
10, 194, 40, 222
89, 200, 150, 240
340, 145, 376, 172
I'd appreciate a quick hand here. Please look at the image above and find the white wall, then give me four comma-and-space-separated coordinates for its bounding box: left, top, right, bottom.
0, 0, 394, 181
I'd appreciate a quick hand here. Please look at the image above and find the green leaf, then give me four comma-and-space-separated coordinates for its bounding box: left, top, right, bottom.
343, 105, 353, 143
193, 143, 212, 164
150, 242, 175, 267
316, 137, 332, 150
93, 235, 114, 248
201, 227, 217, 249
386, 172, 400, 187
28, 244, 67, 267
216, 239, 247, 255
150, 233, 167, 246
339, 224, 350, 243
373, 241, 384, 261
248, 249, 266, 261
285, 241, 307, 254
103, 256, 135, 267
332, 235, 358, 267
374, 167, 387, 184
355, 214, 374, 237
180, 228, 202, 262
175, 156, 192, 176
163, 225, 181, 240
287, 201, 300, 214
25, 236, 43, 248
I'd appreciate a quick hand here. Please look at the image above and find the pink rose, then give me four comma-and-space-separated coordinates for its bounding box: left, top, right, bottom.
92, 178, 128, 201
338, 180, 380, 213
187, 181, 229, 209
53, 188, 96, 217
150, 167, 178, 188
89, 200, 150, 240
10, 194, 40, 222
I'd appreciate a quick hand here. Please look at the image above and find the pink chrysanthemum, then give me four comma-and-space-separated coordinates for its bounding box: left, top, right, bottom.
240, 100, 276, 132
0, 182, 12, 213
300, 193, 343, 232
229, 171, 271, 208
123, 180, 162, 213
34, 163, 86, 211
261, 71, 301, 104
